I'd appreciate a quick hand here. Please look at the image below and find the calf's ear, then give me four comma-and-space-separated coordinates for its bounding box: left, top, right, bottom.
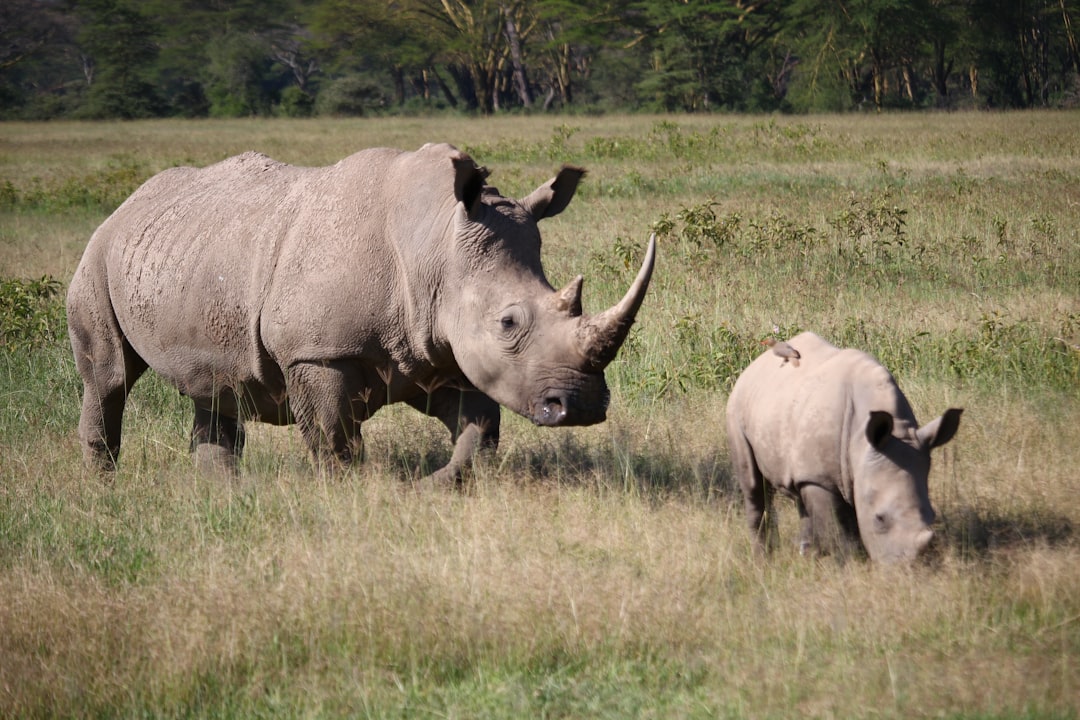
917, 408, 963, 449
866, 411, 894, 450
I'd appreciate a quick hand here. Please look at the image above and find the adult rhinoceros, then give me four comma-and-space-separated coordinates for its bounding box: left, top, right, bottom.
726, 331, 962, 563
67, 143, 656, 480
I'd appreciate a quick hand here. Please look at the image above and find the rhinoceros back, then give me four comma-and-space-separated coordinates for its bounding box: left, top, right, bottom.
85, 152, 313, 399
727, 331, 917, 493
76, 146, 462, 408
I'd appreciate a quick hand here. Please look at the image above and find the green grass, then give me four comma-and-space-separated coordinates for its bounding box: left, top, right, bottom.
1, 113, 1079, 718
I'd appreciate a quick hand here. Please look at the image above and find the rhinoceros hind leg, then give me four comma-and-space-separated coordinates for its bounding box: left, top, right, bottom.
728, 431, 775, 552
78, 380, 140, 472
71, 323, 148, 472
407, 387, 500, 484
286, 361, 366, 470
191, 403, 245, 474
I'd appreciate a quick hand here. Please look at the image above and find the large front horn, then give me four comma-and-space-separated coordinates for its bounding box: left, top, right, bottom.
577, 233, 657, 369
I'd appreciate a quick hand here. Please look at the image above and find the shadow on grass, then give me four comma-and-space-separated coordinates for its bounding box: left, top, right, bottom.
937, 504, 1075, 557
382, 431, 741, 502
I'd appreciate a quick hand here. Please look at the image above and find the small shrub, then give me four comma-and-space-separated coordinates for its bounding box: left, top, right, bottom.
0, 276, 65, 352
744, 213, 816, 256
0, 181, 17, 208
5, 156, 148, 213
314, 75, 385, 116
278, 86, 314, 118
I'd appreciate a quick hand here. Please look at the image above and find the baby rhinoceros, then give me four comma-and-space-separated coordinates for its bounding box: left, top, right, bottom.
726, 332, 962, 564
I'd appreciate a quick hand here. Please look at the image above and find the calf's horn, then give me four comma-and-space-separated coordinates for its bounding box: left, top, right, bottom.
577, 233, 656, 369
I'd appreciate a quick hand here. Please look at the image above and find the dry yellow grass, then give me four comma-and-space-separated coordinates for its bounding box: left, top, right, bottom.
1, 453, 1077, 716
1, 112, 1078, 717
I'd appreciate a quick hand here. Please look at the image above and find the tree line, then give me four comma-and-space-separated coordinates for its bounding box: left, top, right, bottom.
3, 0, 1080, 119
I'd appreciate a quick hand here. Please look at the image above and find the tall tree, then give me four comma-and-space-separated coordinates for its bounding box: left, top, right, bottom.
0, 0, 78, 117
312, 0, 439, 107
530, 0, 625, 108
142, 0, 297, 116
783, 0, 935, 110
76, 0, 162, 118
923, 0, 967, 103
418, 0, 508, 112
630, 0, 784, 111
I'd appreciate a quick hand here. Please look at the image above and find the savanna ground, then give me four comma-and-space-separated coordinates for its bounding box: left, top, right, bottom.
1, 112, 1078, 719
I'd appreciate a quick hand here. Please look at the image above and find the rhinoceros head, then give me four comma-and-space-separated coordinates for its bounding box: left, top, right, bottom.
854, 408, 963, 563
443, 155, 655, 427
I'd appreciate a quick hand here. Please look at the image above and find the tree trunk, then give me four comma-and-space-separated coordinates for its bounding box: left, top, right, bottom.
872, 63, 883, 111
503, 5, 532, 107
1062, 0, 1080, 74
446, 63, 478, 110
556, 42, 572, 105
81, 54, 94, 85
902, 64, 914, 102
1017, 18, 1036, 105
430, 66, 458, 107
931, 38, 951, 101
470, 61, 494, 113
391, 65, 406, 106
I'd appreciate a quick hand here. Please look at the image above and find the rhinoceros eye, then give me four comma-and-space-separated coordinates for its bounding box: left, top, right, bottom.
873, 512, 891, 533
498, 306, 527, 335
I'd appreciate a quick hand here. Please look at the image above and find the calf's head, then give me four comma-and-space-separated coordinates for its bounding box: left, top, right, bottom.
445, 156, 655, 427
854, 408, 963, 563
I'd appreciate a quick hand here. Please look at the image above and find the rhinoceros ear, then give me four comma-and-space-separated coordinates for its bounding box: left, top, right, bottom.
866, 411, 894, 450
521, 166, 586, 220
452, 153, 490, 220
917, 407, 963, 449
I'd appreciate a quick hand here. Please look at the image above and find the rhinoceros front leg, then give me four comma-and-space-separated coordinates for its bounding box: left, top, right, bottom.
190, 402, 246, 474
797, 483, 861, 561
407, 387, 500, 484
286, 360, 367, 470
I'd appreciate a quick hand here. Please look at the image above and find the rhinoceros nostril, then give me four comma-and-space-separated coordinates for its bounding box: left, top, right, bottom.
541, 397, 567, 424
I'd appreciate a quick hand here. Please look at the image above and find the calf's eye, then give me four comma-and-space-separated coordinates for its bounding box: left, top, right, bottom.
874, 512, 891, 533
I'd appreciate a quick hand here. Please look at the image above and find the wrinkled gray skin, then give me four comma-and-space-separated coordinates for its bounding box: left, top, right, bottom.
67, 143, 656, 480
726, 332, 962, 563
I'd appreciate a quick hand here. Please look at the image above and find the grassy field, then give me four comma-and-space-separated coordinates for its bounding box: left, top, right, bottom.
1, 112, 1078, 718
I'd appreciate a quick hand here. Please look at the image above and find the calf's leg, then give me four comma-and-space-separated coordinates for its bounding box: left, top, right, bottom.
191, 402, 246, 473
798, 483, 861, 561
408, 386, 500, 484
287, 361, 368, 470
728, 427, 774, 552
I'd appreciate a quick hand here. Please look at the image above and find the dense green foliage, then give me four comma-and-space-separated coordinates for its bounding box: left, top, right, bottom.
0, 275, 64, 351
4, 0, 1080, 118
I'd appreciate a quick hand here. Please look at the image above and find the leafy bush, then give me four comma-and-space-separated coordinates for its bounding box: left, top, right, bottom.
314, 75, 385, 116
0, 276, 65, 352
277, 86, 314, 118
1, 156, 148, 212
